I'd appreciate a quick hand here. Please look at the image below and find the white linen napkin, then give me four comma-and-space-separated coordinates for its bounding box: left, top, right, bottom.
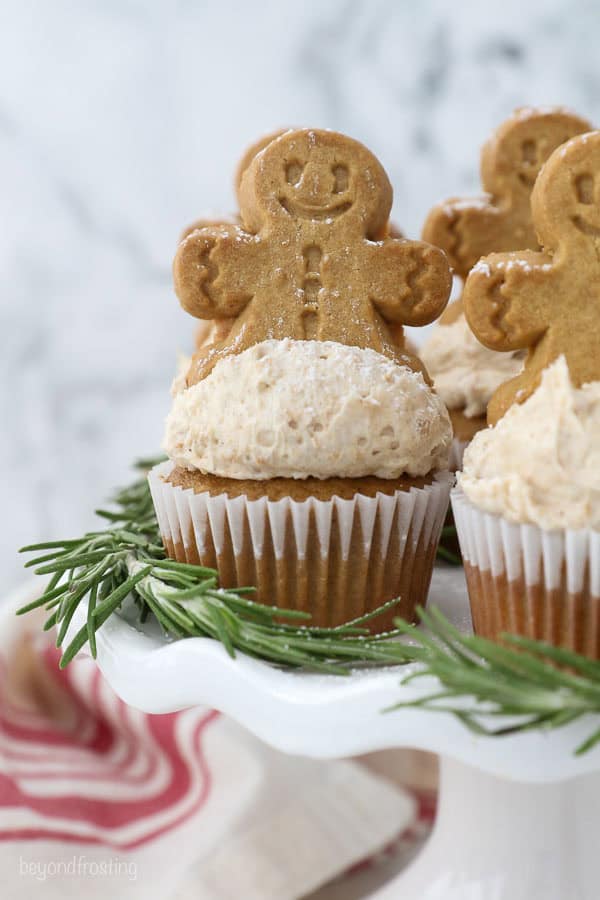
0, 584, 414, 900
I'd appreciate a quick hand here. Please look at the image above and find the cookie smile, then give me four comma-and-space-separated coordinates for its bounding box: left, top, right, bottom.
279, 198, 352, 220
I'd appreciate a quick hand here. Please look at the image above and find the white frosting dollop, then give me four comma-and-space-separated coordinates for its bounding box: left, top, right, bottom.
459, 357, 600, 531
164, 339, 452, 480
421, 314, 524, 418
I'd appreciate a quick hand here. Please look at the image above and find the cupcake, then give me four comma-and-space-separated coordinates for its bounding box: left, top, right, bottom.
421, 107, 590, 468
453, 126, 600, 654
453, 358, 600, 656
152, 340, 452, 631
420, 307, 524, 468
150, 127, 454, 632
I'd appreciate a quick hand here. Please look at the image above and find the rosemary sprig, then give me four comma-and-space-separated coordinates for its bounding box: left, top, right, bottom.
19, 457, 413, 675
18, 455, 600, 755
386, 606, 600, 756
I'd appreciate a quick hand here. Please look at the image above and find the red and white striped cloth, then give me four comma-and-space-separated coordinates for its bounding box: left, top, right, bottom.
0, 589, 433, 899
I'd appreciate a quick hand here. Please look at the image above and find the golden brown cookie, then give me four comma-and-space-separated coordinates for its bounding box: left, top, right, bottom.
233, 128, 290, 198
422, 108, 591, 279
180, 215, 236, 245
463, 129, 600, 424
194, 319, 234, 350
181, 130, 405, 352
182, 129, 406, 244
180, 131, 291, 245
385, 220, 404, 240
234, 130, 403, 240
174, 128, 451, 385
181, 135, 293, 341
439, 296, 465, 325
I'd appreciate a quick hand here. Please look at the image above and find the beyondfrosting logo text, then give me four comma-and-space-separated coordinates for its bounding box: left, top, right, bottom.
19, 854, 138, 882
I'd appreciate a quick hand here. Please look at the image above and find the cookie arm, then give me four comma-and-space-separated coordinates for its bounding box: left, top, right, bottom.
367, 239, 452, 327
173, 224, 257, 320
463, 251, 553, 351
422, 198, 504, 280
179, 214, 238, 244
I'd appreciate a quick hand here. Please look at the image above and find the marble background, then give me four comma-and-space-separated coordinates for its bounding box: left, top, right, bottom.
3, 0, 600, 588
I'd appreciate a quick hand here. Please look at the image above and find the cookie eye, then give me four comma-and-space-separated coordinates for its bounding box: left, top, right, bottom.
332, 164, 349, 193
575, 173, 594, 204
521, 140, 537, 165
285, 161, 304, 185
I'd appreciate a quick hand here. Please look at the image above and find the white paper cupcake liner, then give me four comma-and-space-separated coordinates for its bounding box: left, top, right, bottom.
149, 462, 452, 631
452, 487, 600, 656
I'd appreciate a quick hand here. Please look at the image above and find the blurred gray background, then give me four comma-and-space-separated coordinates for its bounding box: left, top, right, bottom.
3, 0, 599, 588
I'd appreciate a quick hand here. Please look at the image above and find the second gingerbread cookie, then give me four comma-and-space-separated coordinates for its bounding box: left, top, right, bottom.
464, 129, 600, 423
423, 107, 591, 281
174, 128, 451, 385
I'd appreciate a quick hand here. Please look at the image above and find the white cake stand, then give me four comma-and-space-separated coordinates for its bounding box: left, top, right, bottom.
61, 567, 599, 900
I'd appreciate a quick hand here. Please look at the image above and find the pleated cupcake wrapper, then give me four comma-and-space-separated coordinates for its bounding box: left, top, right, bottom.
452, 487, 600, 657
448, 438, 470, 473
149, 462, 452, 632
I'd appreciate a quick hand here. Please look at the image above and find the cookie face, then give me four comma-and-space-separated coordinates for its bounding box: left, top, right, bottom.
240, 129, 392, 238
174, 127, 451, 385
423, 107, 591, 279
463, 129, 600, 424
179, 128, 406, 358
233, 128, 290, 199
533, 131, 600, 246
481, 108, 591, 195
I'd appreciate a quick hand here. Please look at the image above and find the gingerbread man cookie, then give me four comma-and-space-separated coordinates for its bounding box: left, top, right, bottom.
463, 129, 600, 424
422, 108, 591, 291
232, 129, 403, 239
181, 130, 403, 246
180, 130, 291, 245
180, 130, 405, 352
181, 132, 291, 348
174, 128, 450, 384
181, 130, 401, 352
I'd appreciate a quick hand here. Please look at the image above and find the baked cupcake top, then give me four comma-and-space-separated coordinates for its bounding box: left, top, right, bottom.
459, 357, 600, 530
164, 339, 452, 480
420, 313, 524, 418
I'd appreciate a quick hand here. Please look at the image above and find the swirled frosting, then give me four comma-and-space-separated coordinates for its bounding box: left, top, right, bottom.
164, 339, 452, 479
459, 357, 600, 530
421, 314, 524, 418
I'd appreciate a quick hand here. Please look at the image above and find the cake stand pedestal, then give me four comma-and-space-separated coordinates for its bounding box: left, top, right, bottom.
65, 568, 600, 900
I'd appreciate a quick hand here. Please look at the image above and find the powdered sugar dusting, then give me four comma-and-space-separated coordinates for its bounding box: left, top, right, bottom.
560, 131, 594, 157
443, 196, 493, 216
472, 260, 491, 277
513, 105, 578, 121
472, 258, 551, 276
